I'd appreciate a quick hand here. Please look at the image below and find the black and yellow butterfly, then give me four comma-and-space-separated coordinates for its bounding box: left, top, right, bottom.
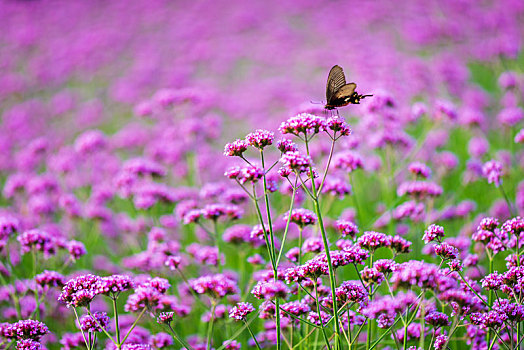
324, 65, 372, 110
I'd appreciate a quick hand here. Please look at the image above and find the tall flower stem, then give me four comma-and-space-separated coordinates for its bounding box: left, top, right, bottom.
244, 319, 262, 350
487, 250, 494, 346
167, 324, 194, 350
260, 150, 281, 350
313, 279, 332, 350
73, 308, 90, 350
349, 173, 361, 224
252, 190, 276, 267
120, 307, 147, 345
212, 220, 222, 272
500, 184, 515, 217
317, 137, 337, 194
275, 178, 298, 266
207, 301, 217, 350
366, 254, 374, 350
112, 297, 121, 345
304, 137, 342, 349
85, 307, 116, 345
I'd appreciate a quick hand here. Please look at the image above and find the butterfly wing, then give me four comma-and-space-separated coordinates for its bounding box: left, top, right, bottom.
326, 65, 347, 104
332, 83, 357, 100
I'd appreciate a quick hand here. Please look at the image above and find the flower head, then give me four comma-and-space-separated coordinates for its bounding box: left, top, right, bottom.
79, 312, 109, 332
286, 208, 317, 228
334, 220, 359, 238
245, 129, 274, 149
280, 152, 312, 173
229, 302, 255, 320
4, 320, 49, 341
224, 139, 248, 157
279, 114, 327, 136
482, 160, 503, 187
423, 224, 445, 244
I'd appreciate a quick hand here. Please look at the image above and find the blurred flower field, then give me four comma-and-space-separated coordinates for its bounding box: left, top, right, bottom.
1, 0, 524, 349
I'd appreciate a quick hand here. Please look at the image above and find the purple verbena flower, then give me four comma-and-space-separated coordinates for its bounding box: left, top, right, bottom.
423, 224, 445, 244
334, 220, 359, 239
408, 162, 431, 178
482, 160, 503, 187
251, 280, 289, 300
425, 311, 450, 328
79, 312, 109, 332
286, 208, 317, 228
434, 243, 459, 260
333, 151, 363, 172
35, 270, 65, 289
4, 320, 49, 340
229, 302, 255, 321
278, 114, 327, 137
279, 152, 312, 173
189, 274, 239, 299
357, 231, 391, 252
245, 129, 274, 149
58, 274, 101, 308
326, 116, 351, 137
276, 139, 298, 153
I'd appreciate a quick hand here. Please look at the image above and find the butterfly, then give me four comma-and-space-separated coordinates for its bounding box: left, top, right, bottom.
324, 65, 372, 110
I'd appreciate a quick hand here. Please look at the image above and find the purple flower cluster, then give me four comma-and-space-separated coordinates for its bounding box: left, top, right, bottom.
252, 280, 289, 300
423, 224, 445, 243
278, 114, 327, 137
286, 208, 317, 228
482, 160, 503, 187
246, 130, 274, 149
279, 152, 312, 174
357, 231, 391, 251
229, 302, 255, 320
334, 220, 359, 238
79, 312, 109, 332
3, 320, 49, 341
189, 274, 239, 299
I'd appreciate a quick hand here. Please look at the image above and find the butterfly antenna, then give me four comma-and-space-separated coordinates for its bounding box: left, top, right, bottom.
310, 100, 325, 105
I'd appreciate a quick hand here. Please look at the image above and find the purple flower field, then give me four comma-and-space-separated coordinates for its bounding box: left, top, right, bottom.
1, 1, 524, 349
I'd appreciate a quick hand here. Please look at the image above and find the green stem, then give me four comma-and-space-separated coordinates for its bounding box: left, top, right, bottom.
314, 280, 332, 350
368, 315, 403, 350
207, 301, 217, 350
366, 254, 374, 350
441, 316, 459, 350
112, 297, 121, 346
167, 324, 194, 350
458, 272, 490, 308
0, 273, 21, 318
244, 320, 262, 350
500, 184, 515, 217
488, 251, 494, 346
120, 307, 147, 345
403, 308, 408, 350
85, 307, 116, 344
317, 136, 337, 194
418, 302, 425, 349
176, 269, 207, 308
212, 220, 223, 272
251, 185, 276, 269
276, 178, 298, 266
260, 150, 282, 350
349, 173, 361, 225
304, 137, 341, 350
73, 308, 91, 350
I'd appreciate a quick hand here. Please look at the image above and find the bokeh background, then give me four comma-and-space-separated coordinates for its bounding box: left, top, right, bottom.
2, 1, 524, 349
